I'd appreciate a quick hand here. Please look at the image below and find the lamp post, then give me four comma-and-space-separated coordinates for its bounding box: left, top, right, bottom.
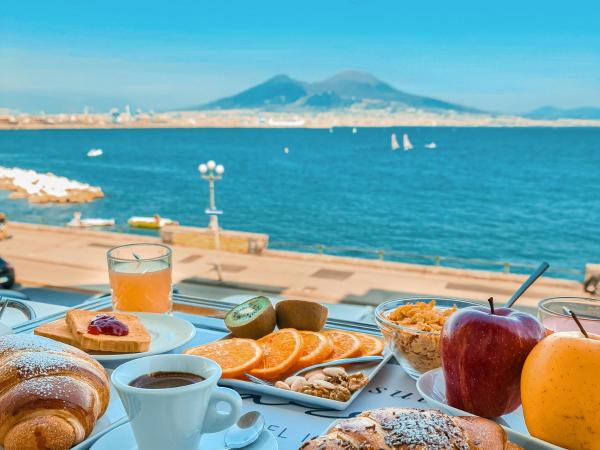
198, 160, 224, 230
198, 160, 225, 281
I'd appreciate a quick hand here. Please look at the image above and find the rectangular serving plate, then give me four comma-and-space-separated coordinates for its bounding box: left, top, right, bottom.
219, 350, 393, 411
169, 304, 395, 411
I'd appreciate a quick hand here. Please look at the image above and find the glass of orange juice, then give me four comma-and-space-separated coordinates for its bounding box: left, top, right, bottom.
107, 243, 172, 313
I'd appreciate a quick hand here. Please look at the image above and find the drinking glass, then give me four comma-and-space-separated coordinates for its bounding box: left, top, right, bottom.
107, 243, 172, 313
538, 297, 600, 335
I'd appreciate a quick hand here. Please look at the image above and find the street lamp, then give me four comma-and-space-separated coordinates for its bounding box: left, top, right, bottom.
198, 160, 225, 281
198, 160, 224, 230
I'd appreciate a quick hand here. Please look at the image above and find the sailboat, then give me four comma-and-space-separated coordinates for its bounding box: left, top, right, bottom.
403, 134, 413, 151
425, 142, 437, 149
391, 133, 400, 151
352, 127, 357, 134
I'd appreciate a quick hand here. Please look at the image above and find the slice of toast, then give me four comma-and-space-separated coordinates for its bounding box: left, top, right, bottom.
34, 318, 80, 347
66, 309, 151, 353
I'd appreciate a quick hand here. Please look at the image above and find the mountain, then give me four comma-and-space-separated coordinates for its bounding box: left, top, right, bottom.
189, 70, 480, 113
525, 106, 600, 120
203, 74, 308, 109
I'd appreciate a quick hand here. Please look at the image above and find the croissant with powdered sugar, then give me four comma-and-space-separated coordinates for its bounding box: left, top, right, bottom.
0, 334, 110, 450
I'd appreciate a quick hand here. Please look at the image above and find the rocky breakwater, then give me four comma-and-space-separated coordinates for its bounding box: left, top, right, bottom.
0, 166, 104, 203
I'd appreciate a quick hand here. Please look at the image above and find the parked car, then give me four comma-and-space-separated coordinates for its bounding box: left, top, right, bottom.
0, 257, 15, 289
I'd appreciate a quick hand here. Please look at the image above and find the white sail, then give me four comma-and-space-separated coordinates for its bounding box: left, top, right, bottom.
403, 134, 413, 151
391, 133, 400, 151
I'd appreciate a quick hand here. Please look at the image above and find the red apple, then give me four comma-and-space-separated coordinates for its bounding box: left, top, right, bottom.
440, 298, 545, 418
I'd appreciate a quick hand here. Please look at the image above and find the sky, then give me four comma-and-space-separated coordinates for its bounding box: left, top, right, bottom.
1, 0, 599, 114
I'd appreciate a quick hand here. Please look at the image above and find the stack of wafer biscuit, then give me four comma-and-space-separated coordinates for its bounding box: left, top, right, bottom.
34, 309, 151, 353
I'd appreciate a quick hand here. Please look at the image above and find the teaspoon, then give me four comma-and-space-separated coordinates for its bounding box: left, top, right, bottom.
223, 411, 265, 449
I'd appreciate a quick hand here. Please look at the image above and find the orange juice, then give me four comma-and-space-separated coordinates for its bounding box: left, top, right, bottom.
109, 260, 172, 313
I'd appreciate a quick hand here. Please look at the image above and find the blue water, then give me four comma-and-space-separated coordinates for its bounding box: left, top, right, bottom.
0, 127, 599, 279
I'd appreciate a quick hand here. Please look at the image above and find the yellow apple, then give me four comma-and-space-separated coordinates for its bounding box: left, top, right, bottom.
521, 331, 600, 450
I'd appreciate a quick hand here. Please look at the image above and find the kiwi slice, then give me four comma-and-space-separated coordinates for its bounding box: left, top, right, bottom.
224, 296, 276, 339
275, 299, 328, 331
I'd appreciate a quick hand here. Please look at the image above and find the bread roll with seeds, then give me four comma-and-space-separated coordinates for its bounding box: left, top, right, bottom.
299, 407, 522, 450
0, 334, 110, 450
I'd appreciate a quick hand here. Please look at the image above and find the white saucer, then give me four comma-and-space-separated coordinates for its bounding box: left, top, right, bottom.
90, 313, 196, 362
90, 421, 278, 450
416, 368, 564, 450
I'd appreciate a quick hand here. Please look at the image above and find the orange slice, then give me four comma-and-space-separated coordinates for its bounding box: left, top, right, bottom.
184, 338, 262, 379
354, 332, 384, 356
295, 331, 334, 370
323, 329, 361, 361
249, 328, 302, 380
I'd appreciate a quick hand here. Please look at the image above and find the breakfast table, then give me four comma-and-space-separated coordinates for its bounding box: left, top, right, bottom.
8, 292, 545, 450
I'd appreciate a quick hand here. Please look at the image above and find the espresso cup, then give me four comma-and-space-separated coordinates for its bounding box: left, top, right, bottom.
112, 354, 242, 450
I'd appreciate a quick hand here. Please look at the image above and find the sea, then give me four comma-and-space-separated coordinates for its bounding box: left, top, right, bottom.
0, 127, 599, 280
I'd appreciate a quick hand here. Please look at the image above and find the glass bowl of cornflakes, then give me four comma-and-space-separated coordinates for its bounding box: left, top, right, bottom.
375, 297, 477, 380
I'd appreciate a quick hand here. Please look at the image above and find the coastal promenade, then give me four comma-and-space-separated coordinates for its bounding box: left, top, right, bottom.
0, 222, 590, 314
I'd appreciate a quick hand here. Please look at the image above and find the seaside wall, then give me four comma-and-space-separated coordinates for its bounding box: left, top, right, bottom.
161, 225, 268, 255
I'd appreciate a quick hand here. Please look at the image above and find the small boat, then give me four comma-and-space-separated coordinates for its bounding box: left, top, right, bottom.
87, 148, 103, 157
403, 134, 413, 151
267, 118, 305, 127
391, 133, 400, 151
283, 147, 289, 154
128, 215, 176, 229
425, 142, 437, 149
352, 127, 358, 134
67, 212, 114, 228
67, 218, 115, 228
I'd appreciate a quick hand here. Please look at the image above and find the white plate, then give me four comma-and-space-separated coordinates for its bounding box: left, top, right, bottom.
90, 421, 278, 450
220, 351, 393, 411
90, 313, 196, 362
416, 368, 565, 450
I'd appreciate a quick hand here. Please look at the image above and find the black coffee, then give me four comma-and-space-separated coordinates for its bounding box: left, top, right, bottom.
129, 371, 205, 389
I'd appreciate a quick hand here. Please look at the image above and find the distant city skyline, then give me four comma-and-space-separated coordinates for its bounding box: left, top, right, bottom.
1, 0, 599, 114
